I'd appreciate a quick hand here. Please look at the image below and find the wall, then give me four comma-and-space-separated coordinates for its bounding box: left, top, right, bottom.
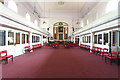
79, 0, 118, 28
4, 1, 41, 27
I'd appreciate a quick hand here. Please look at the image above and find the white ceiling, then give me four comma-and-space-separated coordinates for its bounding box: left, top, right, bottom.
38, 2, 85, 13
27, 0, 100, 18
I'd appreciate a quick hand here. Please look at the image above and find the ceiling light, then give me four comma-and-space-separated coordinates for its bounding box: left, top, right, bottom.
43, 21, 46, 24
58, 1, 64, 7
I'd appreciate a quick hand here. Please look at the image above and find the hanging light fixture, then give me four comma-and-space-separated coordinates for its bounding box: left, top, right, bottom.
43, 0, 46, 24
33, 2, 38, 15
72, 2, 74, 32
76, 2, 80, 24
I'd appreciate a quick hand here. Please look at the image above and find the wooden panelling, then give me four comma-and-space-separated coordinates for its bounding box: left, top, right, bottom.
56, 27, 58, 40
67, 27, 68, 39
53, 27, 55, 39
64, 27, 65, 40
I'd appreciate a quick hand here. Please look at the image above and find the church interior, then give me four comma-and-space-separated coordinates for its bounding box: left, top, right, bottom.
0, 0, 120, 79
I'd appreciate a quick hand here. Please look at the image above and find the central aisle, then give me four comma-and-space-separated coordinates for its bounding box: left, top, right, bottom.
2, 48, 119, 78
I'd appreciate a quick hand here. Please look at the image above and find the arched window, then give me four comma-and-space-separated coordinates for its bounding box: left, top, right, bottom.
8, 0, 18, 13
26, 13, 31, 21
34, 20, 38, 26
87, 19, 89, 25
105, 0, 118, 13
81, 21, 84, 27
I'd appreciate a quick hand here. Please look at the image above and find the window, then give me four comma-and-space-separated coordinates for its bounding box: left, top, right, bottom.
94, 35, 97, 44
104, 33, 108, 45
82, 37, 84, 43
26, 13, 31, 21
32, 36, 34, 43
34, 36, 36, 43
34, 20, 38, 26
0, 30, 6, 46
65, 34, 67, 39
32, 35, 39, 43
54, 34, 56, 39
26, 34, 29, 43
36, 36, 40, 42
22, 34, 25, 44
16, 33, 20, 44
84, 37, 86, 43
98, 34, 102, 44
8, 0, 17, 13
105, 0, 118, 13
85, 36, 87, 43
59, 27, 63, 32
119, 32, 120, 46
8, 31, 14, 45
89, 36, 91, 43
87, 36, 89, 43
59, 34, 63, 40
112, 32, 117, 46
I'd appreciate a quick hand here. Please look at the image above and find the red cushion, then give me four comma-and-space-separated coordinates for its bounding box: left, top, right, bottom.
7, 55, 13, 58
27, 48, 33, 50
0, 56, 7, 60
111, 52, 118, 55
106, 56, 118, 59
102, 54, 108, 56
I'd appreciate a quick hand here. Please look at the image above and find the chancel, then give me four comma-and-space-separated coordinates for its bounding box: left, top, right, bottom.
0, 0, 120, 79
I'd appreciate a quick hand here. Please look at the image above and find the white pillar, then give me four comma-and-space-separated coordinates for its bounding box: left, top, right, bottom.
102, 32, 104, 46
41, 35, 43, 46
74, 36, 76, 43
20, 33, 22, 44
79, 35, 81, 46
47, 37, 48, 43
6, 30, 8, 47
29, 32, 33, 52
90, 32, 94, 53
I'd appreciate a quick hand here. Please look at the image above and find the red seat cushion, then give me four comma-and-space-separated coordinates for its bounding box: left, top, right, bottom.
102, 54, 108, 56
0, 56, 7, 60
105, 56, 118, 59
7, 55, 13, 58
27, 48, 33, 50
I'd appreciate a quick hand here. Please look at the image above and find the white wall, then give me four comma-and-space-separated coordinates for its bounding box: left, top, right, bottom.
79, 0, 118, 27
4, 1, 41, 27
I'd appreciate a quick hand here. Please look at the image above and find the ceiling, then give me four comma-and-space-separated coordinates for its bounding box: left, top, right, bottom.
26, 0, 100, 18
38, 2, 85, 13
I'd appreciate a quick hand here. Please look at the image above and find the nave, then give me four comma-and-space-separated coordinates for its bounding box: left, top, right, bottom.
2, 47, 119, 78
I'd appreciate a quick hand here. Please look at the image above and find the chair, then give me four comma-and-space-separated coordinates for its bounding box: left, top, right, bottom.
90, 46, 97, 53
105, 52, 120, 64
100, 48, 108, 57
97, 47, 102, 55
25, 46, 33, 52
0, 50, 13, 64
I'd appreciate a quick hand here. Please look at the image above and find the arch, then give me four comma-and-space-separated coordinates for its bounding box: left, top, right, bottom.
34, 20, 38, 26
81, 20, 84, 27
54, 22, 68, 27
26, 13, 31, 21
53, 22, 68, 41
105, 0, 118, 14
87, 19, 89, 25
8, 0, 18, 13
